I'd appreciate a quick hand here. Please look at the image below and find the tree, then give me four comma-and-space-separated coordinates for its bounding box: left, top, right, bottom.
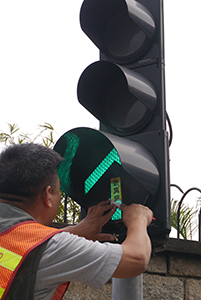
0, 123, 81, 224
0, 122, 55, 148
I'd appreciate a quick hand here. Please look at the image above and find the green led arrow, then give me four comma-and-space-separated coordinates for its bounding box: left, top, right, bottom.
84, 148, 121, 195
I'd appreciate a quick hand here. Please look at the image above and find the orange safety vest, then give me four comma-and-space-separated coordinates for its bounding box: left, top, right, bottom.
0, 221, 69, 300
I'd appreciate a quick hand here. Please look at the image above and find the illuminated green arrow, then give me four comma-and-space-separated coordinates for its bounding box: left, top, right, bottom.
84, 148, 121, 195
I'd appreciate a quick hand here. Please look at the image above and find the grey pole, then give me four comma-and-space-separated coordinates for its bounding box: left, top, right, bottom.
112, 275, 143, 300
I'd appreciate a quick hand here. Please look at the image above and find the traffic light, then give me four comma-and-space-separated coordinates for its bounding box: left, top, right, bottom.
54, 0, 171, 251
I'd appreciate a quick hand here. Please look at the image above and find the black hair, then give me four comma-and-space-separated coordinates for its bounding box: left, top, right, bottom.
0, 143, 63, 199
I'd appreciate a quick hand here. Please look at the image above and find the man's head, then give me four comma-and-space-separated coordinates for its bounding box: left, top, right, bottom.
0, 143, 63, 201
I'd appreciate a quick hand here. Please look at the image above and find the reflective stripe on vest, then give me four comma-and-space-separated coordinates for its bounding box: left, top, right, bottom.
0, 221, 69, 300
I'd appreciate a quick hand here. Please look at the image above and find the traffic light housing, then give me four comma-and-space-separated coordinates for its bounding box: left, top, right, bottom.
54, 0, 171, 251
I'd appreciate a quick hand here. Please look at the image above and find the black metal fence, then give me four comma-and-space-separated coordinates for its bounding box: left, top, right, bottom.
171, 184, 201, 240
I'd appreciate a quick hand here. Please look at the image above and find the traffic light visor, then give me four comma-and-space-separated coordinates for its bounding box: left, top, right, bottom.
80, 0, 155, 64
77, 61, 157, 136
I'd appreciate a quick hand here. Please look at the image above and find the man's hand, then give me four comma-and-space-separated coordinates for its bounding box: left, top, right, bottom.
62, 200, 116, 242
121, 203, 153, 229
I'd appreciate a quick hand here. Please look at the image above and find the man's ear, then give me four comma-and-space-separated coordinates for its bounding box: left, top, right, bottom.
42, 186, 52, 208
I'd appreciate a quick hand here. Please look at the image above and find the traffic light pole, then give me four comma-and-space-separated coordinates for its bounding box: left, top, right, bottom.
112, 275, 143, 300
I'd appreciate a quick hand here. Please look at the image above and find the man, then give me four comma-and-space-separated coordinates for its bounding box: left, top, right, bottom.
0, 143, 153, 300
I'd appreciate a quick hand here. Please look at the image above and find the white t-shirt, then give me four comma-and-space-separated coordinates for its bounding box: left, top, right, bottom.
34, 231, 122, 300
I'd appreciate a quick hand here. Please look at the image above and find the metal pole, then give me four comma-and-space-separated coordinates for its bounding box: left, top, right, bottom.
112, 275, 143, 300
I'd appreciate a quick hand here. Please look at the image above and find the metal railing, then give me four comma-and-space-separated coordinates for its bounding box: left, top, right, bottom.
171, 184, 201, 240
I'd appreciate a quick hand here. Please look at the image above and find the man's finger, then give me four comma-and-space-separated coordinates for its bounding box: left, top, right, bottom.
100, 205, 116, 225
120, 203, 126, 211
101, 203, 114, 213
89, 202, 114, 217
97, 199, 110, 206
88, 200, 111, 214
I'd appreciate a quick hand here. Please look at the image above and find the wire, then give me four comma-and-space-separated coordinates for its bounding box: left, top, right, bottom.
166, 112, 173, 147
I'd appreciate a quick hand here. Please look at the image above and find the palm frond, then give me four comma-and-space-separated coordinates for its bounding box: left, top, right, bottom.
171, 199, 198, 239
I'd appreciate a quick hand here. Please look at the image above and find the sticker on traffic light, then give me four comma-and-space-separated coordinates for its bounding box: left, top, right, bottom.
110, 177, 122, 221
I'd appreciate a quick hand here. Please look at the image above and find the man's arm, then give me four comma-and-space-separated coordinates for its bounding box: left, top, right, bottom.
112, 203, 152, 278
62, 201, 152, 278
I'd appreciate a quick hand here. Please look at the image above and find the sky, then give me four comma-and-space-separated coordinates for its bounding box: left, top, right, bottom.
0, 1, 201, 238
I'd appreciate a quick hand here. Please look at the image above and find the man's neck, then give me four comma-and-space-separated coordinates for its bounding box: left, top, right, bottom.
0, 195, 37, 222
0, 193, 31, 203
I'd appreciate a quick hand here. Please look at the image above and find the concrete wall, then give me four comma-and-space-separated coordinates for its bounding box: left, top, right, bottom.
64, 238, 201, 300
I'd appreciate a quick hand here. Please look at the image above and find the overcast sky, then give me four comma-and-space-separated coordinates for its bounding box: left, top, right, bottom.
0, 0, 201, 238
